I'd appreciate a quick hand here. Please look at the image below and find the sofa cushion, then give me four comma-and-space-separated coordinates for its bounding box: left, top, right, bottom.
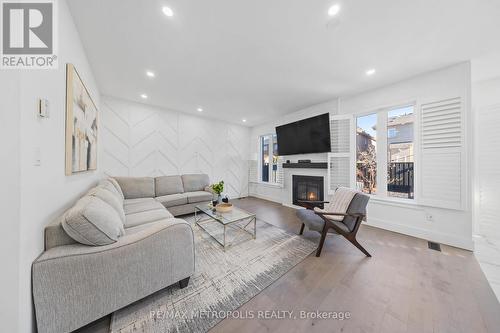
181, 174, 210, 192
124, 209, 173, 228
124, 198, 156, 206
156, 193, 188, 208
187, 191, 212, 204
114, 177, 155, 199
61, 196, 125, 246
155, 175, 184, 196
124, 200, 165, 215
87, 185, 126, 223
108, 177, 125, 199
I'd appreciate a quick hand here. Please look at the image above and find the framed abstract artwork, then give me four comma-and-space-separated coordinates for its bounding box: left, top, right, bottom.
65, 63, 98, 175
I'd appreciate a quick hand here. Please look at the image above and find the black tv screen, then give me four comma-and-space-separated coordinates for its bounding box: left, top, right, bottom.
275, 113, 331, 155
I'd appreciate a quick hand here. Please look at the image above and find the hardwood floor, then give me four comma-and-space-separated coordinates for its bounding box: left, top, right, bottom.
75, 197, 500, 333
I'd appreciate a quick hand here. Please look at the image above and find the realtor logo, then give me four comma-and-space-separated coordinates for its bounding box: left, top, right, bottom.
1, 0, 57, 69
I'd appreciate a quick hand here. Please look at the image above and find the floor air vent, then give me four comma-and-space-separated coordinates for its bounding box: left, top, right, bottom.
428, 241, 441, 252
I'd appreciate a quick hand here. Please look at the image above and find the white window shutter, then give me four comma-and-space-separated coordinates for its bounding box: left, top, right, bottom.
419, 97, 465, 210
328, 115, 355, 194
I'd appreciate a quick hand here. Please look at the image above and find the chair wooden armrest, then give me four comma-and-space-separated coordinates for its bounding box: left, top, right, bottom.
314, 211, 364, 218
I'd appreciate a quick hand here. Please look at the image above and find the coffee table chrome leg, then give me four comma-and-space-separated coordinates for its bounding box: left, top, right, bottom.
223, 225, 227, 252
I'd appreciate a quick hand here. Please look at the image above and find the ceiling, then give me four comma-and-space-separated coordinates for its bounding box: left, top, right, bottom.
68, 0, 500, 126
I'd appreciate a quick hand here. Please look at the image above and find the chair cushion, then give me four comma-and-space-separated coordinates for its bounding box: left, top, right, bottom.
187, 191, 212, 204
87, 185, 126, 223
61, 196, 125, 246
114, 177, 155, 199
343, 193, 370, 232
156, 193, 188, 208
124, 200, 165, 215
155, 175, 184, 196
124, 209, 173, 228
181, 174, 210, 192
296, 209, 349, 234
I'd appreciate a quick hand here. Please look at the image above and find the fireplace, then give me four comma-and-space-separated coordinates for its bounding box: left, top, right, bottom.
292, 175, 324, 208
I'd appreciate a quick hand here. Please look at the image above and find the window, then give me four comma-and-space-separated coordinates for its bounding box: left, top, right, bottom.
355, 104, 415, 200
356, 114, 377, 194
260, 134, 279, 183
387, 106, 414, 199
388, 128, 397, 138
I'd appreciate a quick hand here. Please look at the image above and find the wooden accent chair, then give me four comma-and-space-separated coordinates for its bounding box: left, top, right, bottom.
296, 188, 371, 257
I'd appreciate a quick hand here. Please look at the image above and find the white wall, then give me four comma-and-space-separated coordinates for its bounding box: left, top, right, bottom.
339, 63, 472, 250
472, 75, 500, 299
0, 72, 21, 332
16, 1, 101, 331
249, 99, 338, 201
250, 63, 473, 250
101, 96, 251, 199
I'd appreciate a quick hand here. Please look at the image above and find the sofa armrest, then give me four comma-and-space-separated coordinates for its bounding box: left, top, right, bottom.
32, 218, 195, 333
204, 186, 215, 194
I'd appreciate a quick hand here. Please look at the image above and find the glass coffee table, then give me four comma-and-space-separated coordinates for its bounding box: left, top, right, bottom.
194, 204, 256, 251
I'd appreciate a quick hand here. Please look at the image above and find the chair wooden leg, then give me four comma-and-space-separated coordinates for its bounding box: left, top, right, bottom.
350, 237, 371, 257
316, 224, 329, 257
299, 223, 305, 235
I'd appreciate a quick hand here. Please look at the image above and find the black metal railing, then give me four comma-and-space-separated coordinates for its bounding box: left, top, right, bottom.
387, 162, 414, 198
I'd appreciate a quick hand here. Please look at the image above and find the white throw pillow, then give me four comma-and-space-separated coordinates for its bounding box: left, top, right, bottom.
62, 196, 125, 246
314, 187, 357, 221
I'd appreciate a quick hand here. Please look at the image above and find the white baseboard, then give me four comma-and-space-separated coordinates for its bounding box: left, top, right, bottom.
366, 217, 474, 251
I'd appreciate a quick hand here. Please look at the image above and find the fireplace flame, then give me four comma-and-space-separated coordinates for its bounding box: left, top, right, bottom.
308, 192, 316, 200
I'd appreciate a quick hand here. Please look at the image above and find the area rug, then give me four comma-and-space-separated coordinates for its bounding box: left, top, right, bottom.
110, 215, 317, 333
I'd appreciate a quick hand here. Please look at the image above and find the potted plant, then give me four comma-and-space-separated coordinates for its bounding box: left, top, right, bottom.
210, 180, 224, 205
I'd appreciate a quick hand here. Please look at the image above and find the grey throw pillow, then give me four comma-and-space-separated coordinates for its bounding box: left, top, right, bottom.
62, 196, 125, 246
108, 177, 125, 200
87, 185, 126, 224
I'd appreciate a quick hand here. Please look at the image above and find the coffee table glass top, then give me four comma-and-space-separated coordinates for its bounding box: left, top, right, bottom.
195, 204, 255, 225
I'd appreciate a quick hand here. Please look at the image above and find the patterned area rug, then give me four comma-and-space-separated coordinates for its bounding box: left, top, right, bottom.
110, 215, 317, 333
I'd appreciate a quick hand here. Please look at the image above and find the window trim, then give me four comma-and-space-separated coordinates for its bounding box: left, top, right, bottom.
354, 102, 417, 202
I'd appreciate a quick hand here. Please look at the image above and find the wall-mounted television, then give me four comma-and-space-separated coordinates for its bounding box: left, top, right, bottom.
275, 113, 331, 155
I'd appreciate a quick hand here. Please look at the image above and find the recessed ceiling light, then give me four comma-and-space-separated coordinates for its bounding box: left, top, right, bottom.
146, 71, 155, 78
242, 119, 247, 123
328, 4, 341, 16
140, 94, 148, 99
197, 107, 203, 112
366, 68, 376, 76
162, 6, 173, 17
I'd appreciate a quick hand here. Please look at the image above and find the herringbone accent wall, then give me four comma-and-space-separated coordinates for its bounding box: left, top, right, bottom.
101, 96, 250, 198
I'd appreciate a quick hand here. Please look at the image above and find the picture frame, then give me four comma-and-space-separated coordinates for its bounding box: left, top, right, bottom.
65, 63, 98, 175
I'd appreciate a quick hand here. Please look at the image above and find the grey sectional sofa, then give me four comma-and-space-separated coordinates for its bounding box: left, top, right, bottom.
32, 174, 213, 333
